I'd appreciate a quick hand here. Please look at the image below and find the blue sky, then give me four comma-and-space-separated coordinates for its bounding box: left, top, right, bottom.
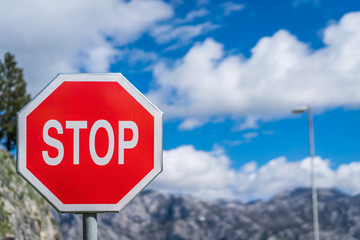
2, 0, 360, 201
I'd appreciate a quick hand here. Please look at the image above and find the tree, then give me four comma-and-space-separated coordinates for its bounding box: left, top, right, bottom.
0, 52, 30, 151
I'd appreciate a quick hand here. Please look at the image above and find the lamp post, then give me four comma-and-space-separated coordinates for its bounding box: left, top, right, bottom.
293, 106, 320, 240
199, 216, 206, 240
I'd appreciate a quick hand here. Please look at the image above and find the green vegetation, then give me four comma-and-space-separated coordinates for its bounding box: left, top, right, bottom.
0, 150, 16, 237
0, 53, 58, 239
0, 52, 30, 150
0, 148, 59, 238
0, 193, 11, 238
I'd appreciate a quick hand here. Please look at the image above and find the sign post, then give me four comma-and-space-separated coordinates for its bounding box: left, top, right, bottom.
83, 213, 97, 240
17, 73, 163, 239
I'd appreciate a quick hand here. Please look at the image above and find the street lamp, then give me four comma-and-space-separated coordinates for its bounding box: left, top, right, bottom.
199, 216, 206, 240
293, 105, 320, 240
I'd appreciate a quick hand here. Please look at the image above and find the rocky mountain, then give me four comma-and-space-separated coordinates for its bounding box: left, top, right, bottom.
0, 148, 60, 239
2, 144, 360, 240
53, 187, 360, 240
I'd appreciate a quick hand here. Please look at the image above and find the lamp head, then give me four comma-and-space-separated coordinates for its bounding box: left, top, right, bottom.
292, 106, 309, 114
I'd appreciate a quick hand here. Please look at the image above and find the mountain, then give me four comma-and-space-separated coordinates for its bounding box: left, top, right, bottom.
1, 144, 359, 240
53, 187, 360, 240
0, 148, 60, 239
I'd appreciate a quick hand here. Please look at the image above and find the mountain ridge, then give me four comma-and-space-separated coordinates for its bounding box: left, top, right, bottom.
1, 145, 359, 240
54, 187, 360, 240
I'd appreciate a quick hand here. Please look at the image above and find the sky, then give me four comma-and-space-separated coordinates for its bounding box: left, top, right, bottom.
1, 0, 360, 202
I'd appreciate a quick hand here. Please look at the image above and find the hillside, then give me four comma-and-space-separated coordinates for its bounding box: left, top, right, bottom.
2, 144, 360, 239
54, 187, 360, 240
0, 148, 60, 239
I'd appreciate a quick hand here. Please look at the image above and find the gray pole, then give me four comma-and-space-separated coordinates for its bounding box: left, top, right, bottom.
307, 106, 320, 240
199, 216, 206, 240
83, 213, 97, 240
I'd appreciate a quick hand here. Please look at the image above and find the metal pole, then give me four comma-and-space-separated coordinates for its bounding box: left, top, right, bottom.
199, 216, 206, 240
307, 106, 320, 240
83, 213, 97, 240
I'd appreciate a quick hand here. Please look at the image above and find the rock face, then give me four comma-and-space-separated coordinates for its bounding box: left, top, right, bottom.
0, 149, 60, 240
3, 143, 358, 240
53, 187, 360, 240
3, 143, 360, 240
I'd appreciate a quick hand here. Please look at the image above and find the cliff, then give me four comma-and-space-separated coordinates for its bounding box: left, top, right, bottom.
0, 148, 60, 239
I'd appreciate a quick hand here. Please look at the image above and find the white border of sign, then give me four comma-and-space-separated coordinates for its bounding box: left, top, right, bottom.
17, 73, 163, 213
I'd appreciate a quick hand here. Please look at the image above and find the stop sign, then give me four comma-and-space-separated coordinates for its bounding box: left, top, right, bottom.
17, 73, 163, 213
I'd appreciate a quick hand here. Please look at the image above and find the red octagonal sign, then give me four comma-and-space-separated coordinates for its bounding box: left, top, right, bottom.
17, 73, 163, 213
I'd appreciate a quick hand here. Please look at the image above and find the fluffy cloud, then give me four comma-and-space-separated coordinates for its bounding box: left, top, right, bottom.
336, 162, 360, 193
151, 22, 218, 45
221, 2, 245, 16
148, 11, 360, 129
151, 145, 238, 200
151, 145, 360, 201
0, 0, 173, 94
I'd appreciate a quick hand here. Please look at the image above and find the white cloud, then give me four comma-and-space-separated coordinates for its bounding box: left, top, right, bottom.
336, 162, 360, 194
242, 132, 258, 140
179, 118, 207, 130
78, 43, 119, 72
221, 2, 245, 16
0, 0, 173, 95
116, 48, 158, 66
149, 5, 218, 48
244, 156, 335, 199
148, 11, 360, 129
151, 22, 219, 45
241, 161, 257, 173
179, 8, 209, 23
222, 139, 243, 147
151, 145, 360, 201
151, 145, 238, 200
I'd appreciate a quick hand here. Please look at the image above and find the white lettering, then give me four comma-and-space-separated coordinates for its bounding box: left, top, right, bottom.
42, 120, 64, 166
118, 121, 138, 164
89, 120, 114, 166
66, 121, 87, 165
42, 119, 138, 166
